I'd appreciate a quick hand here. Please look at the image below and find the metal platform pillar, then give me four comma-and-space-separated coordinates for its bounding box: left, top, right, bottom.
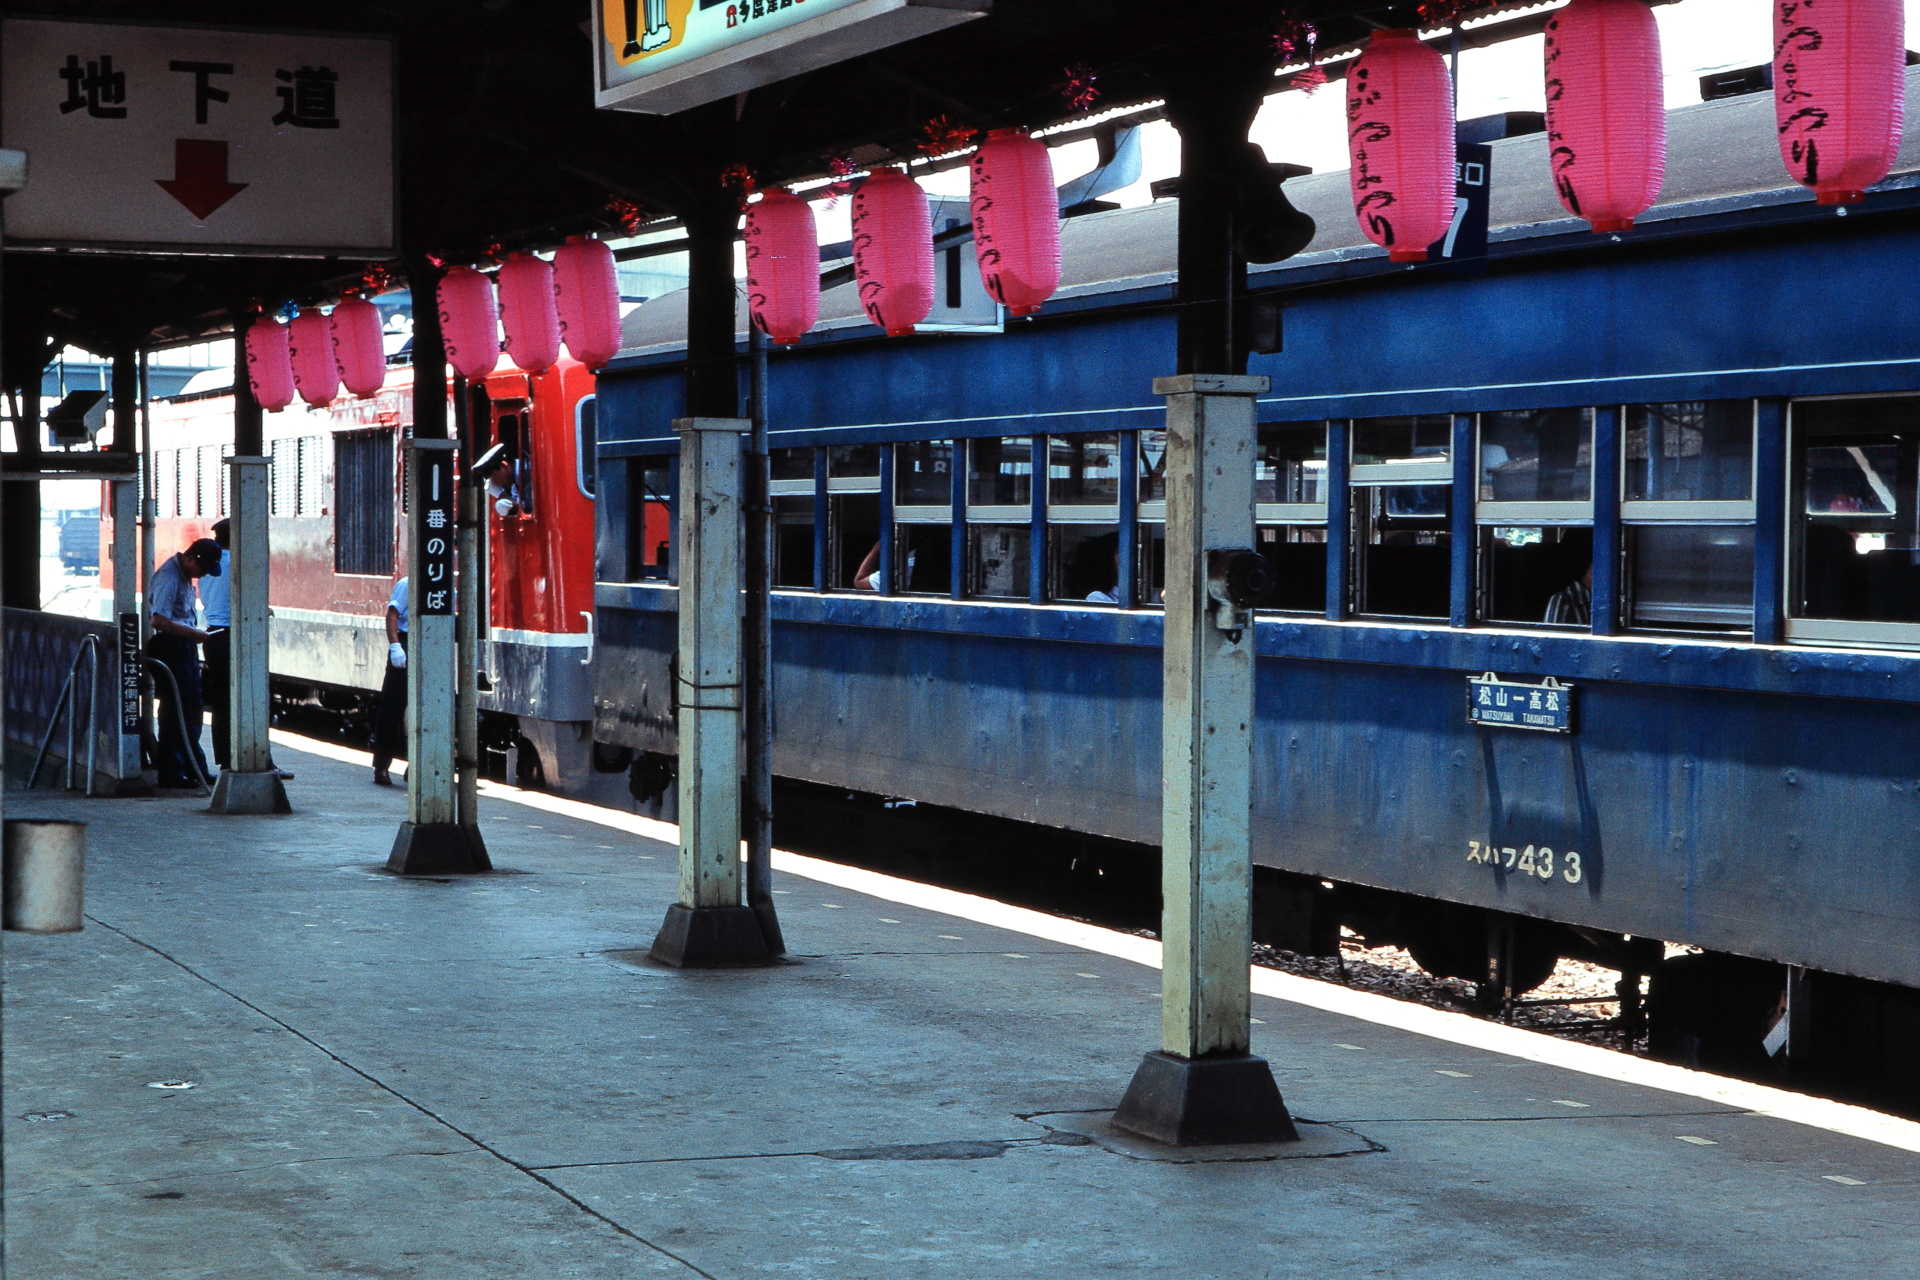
209, 455, 289, 814
649, 416, 771, 968
389, 438, 487, 874
1114, 374, 1297, 1147
105, 475, 145, 793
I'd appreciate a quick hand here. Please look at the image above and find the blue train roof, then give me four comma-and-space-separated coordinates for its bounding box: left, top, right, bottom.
617, 69, 1920, 358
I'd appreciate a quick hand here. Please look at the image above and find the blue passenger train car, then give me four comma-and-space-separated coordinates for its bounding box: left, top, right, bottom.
590, 80, 1920, 1057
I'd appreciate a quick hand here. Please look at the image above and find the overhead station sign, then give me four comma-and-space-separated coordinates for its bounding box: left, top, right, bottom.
1, 18, 393, 255
595, 0, 987, 116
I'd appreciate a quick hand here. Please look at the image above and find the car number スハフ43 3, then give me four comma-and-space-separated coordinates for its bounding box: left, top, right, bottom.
1467, 841, 1583, 884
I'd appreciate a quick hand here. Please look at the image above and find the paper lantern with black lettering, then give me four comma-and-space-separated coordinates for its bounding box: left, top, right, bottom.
745, 188, 820, 346
330, 295, 388, 398
1544, 0, 1666, 232
244, 317, 296, 412
969, 129, 1061, 317
438, 265, 500, 381
553, 235, 623, 368
1346, 29, 1457, 262
287, 306, 339, 408
497, 252, 560, 373
1775, 0, 1906, 205
852, 167, 935, 337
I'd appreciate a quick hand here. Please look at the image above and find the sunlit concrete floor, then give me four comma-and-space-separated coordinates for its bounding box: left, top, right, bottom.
6, 737, 1918, 1279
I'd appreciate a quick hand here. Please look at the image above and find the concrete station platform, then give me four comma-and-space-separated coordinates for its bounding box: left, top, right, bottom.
7, 735, 1919, 1278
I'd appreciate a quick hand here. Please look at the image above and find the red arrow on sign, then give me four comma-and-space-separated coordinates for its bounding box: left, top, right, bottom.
155, 139, 248, 220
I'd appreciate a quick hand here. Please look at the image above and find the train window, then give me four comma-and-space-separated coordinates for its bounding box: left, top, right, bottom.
1256, 423, 1328, 507
1136, 522, 1166, 606
895, 440, 952, 514
774, 496, 816, 588
1351, 415, 1451, 483
154, 449, 178, 518
199, 446, 223, 518
831, 493, 882, 589
895, 523, 952, 594
1257, 525, 1327, 612
1788, 397, 1920, 645
969, 436, 1031, 512
269, 438, 296, 516
1479, 408, 1592, 514
1139, 429, 1167, 506
1353, 484, 1451, 619
335, 431, 396, 576
1627, 525, 1754, 633
771, 447, 815, 484
629, 458, 672, 581
574, 396, 596, 500
827, 443, 880, 480
1480, 526, 1594, 626
1051, 525, 1120, 603
969, 525, 1031, 598
298, 436, 326, 515
1624, 401, 1753, 506
1048, 433, 1120, 508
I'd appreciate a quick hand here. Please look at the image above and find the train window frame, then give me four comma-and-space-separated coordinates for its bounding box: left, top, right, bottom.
967, 435, 1032, 523
1620, 400, 1757, 523
1783, 394, 1920, 651
574, 395, 596, 501
894, 439, 953, 523
1475, 408, 1594, 524
1046, 432, 1121, 519
1256, 421, 1330, 524
1351, 481, 1455, 622
1350, 415, 1452, 485
1624, 523, 1756, 635
1255, 522, 1329, 614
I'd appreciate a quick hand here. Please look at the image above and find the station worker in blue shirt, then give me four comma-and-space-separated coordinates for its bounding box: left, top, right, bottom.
146, 538, 222, 788
370, 575, 409, 787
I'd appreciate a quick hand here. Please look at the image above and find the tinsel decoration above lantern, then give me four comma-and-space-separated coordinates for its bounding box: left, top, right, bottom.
852, 167, 935, 338
1775, 0, 1906, 205
553, 236, 623, 369
496, 252, 561, 374
1544, 0, 1666, 232
744, 189, 821, 347
287, 306, 339, 408
330, 295, 388, 398
438, 265, 500, 381
969, 129, 1061, 318
244, 316, 296, 412
1346, 28, 1457, 262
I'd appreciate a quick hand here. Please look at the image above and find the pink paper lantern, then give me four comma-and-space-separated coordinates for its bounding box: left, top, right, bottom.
331, 295, 388, 398
1544, 0, 1666, 232
852, 167, 935, 337
745, 188, 821, 346
553, 236, 623, 369
1346, 29, 1457, 262
244, 317, 295, 412
969, 128, 1061, 317
496, 252, 560, 374
1775, 0, 1906, 205
287, 306, 339, 408
438, 265, 500, 382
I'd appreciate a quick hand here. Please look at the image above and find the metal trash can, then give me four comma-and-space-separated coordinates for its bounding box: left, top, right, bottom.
4, 819, 85, 933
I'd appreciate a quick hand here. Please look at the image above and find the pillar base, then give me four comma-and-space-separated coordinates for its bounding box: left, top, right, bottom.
387, 822, 491, 875
1112, 1051, 1298, 1146
207, 769, 292, 815
649, 903, 774, 968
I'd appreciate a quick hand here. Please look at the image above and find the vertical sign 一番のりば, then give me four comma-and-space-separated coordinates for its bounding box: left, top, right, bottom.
414, 448, 455, 619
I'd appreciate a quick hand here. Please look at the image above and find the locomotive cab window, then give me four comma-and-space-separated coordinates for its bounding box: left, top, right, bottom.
1621, 401, 1756, 635
1789, 396, 1920, 648
1257, 422, 1328, 612
1351, 417, 1452, 620
574, 395, 596, 499
894, 440, 952, 595
1048, 433, 1120, 604
489, 400, 534, 517
770, 447, 817, 590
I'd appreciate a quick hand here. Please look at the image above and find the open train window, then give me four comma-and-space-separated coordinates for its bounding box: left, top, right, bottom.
1788, 397, 1920, 648
489, 400, 533, 517
629, 457, 671, 581
969, 524, 1030, 598
770, 447, 817, 589
1047, 434, 1119, 603
1257, 524, 1326, 612
1255, 424, 1328, 611
894, 441, 952, 594
1480, 526, 1593, 626
1353, 483, 1451, 620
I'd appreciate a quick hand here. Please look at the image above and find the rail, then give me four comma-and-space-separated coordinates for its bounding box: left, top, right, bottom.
25, 633, 104, 796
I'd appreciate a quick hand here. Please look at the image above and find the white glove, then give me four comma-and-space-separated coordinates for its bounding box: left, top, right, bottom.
494, 498, 514, 518
389, 641, 407, 669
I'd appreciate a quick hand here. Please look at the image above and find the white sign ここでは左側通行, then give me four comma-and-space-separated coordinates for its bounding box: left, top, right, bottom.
594, 0, 986, 115
0, 18, 392, 254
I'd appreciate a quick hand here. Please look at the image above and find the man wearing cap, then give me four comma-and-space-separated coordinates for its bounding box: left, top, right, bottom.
147, 537, 221, 788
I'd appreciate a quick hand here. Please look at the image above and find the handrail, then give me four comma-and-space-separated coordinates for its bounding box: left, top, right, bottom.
141, 655, 214, 796
26, 633, 104, 797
